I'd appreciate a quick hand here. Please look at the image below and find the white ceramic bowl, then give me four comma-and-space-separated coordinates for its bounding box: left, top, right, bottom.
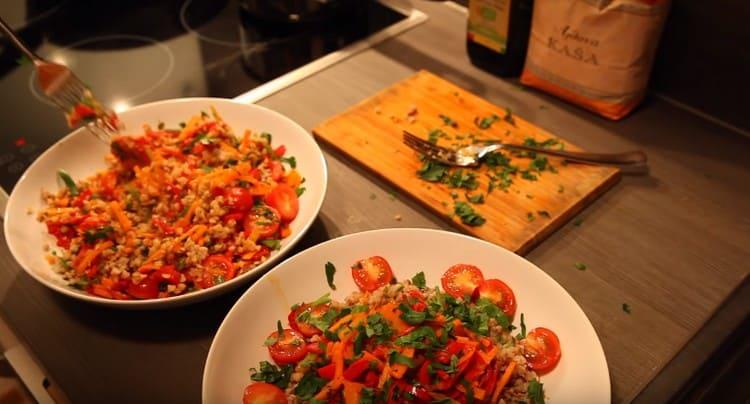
4, 98, 328, 309
203, 228, 610, 403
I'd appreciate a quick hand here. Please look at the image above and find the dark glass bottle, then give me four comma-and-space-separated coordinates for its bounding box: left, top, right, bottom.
466, 0, 533, 77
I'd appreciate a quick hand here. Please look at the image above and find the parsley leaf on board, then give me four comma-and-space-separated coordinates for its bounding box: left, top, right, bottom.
417, 160, 449, 182
474, 114, 500, 129
454, 201, 486, 227
574, 262, 587, 271
622, 303, 632, 314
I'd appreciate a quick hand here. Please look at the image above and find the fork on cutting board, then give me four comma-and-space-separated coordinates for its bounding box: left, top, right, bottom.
403, 131, 647, 171
0, 16, 119, 142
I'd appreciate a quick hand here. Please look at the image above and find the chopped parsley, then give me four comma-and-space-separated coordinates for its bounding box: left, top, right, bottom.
395, 326, 439, 349
365, 313, 393, 343
280, 156, 297, 168
454, 201, 486, 226
250, 361, 293, 388
466, 192, 485, 204
293, 372, 328, 400
439, 114, 458, 127
558, 184, 565, 193
325, 262, 336, 290
537, 210, 551, 218
398, 303, 428, 325
574, 262, 587, 271
417, 160, 449, 182
447, 169, 478, 190
527, 212, 535, 222
57, 170, 79, 196
83, 226, 113, 244
388, 351, 415, 368
295, 187, 306, 197
622, 303, 632, 314
527, 380, 545, 404
411, 272, 426, 289
517, 313, 527, 339
474, 114, 500, 129
573, 217, 583, 226
427, 129, 446, 144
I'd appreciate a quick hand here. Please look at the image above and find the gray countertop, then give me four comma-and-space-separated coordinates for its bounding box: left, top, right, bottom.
1, 1, 749, 403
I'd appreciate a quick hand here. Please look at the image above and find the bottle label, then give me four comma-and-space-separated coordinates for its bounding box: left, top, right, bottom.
468, 0, 511, 54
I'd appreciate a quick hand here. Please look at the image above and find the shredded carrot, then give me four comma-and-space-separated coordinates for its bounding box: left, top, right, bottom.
342, 381, 364, 404
109, 201, 132, 231
329, 314, 353, 332
362, 351, 384, 370
176, 200, 200, 228
315, 343, 345, 400
75, 241, 113, 274
377, 363, 391, 389
491, 361, 516, 403
190, 225, 207, 243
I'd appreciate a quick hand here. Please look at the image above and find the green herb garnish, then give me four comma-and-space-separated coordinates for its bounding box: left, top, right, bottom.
249, 361, 293, 388
57, 170, 79, 196
574, 262, 587, 271
454, 201, 486, 226
261, 239, 281, 250
411, 272, 426, 289
527, 379, 545, 404
325, 262, 336, 290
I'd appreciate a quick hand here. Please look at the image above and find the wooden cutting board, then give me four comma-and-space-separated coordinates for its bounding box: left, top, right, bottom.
313, 70, 620, 254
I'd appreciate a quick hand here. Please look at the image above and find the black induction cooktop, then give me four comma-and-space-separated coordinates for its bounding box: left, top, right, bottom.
0, 0, 407, 192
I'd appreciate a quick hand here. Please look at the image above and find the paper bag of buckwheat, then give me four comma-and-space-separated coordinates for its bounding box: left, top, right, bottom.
520, 0, 671, 120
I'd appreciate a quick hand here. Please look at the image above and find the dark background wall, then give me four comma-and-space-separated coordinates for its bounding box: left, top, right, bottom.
454, 0, 750, 133
651, 0, 750, 133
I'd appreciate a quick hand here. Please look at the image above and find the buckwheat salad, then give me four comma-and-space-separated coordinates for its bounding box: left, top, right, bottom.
242, 256, 561, 403
38, 109, 304, 300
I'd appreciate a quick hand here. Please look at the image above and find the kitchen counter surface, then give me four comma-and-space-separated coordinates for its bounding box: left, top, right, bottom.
1, 2, 748, 403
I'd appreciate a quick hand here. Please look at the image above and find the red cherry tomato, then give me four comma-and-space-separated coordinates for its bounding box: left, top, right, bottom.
351, 256, 394, 292
441, 264, 485, 299
244, 205, 281, 239
242, 382, 287, 404
288, 303, 330, 337
473, 278, 517, 317
199, 254, 236, 289
126, 273, 161, 299
155, 265, 181, 285
266, 328, 307, 365
522, 327, 562, 374
264, 184, 299, 223
317, 363, 336, 380
224, 187, 253, 213
268, 160, 284, 181
222, 212, 246, 226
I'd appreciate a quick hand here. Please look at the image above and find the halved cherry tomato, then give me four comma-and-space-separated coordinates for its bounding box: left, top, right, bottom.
199, 254, 236, 289
222, 212, 246, 225
522, 327, 561, 374
126, 273, 161, 299
351, 256, 394, 292
250, 246, 271, 262
242, 382, 287, 404
268, 160, 284, 181
441, 264, 485, 299
266, 328, 307, 365
473, 278, 517, 317
244, 205, 281, 239
264, 184, 299, 223
225, 187, 253, 213
288, 303, 330, 337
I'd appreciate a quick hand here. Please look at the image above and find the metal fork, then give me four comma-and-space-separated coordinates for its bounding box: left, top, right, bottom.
0, 16, 119, 142
403, 131, 647, 168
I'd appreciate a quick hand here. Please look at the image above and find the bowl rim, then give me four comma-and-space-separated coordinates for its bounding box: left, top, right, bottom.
3, 97, 328, 308
201, 227, 611, 402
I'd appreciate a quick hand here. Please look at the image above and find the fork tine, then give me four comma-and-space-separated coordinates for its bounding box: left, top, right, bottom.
402, 135, 435, 156
403, 131, 453, 155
